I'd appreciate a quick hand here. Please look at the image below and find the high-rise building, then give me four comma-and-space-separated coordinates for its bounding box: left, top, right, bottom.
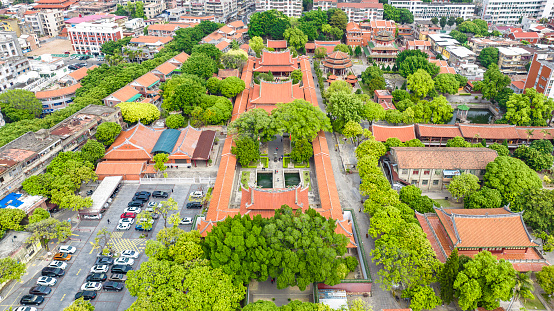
23, 10, 64, 37
481, 0, 542, 24
313, 0, 383, 22
0, 32, 30, 91
255, 0, 302, 17
68, 22, 123, 55
389, 0, 474, 20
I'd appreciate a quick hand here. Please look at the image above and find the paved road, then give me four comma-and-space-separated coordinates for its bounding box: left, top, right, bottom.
1, 182, 208, 311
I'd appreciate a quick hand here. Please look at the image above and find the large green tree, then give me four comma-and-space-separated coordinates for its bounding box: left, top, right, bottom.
290, 138, 313, 163
283, 27, 308, 51
248, 10, 290, 39
447, 173, 480, 201
327, 91, 364, 131
434, 73, 460, 94
484, 156, 542, 204
0, 257, 26, 285
505, 88, 554, 126
0, 89, 42, 122
512, 189, 554, 232
438, 248, 459, 304
478, 47, 499, 68
63, 297, 95, 311
26, 218, 72, 250
95, 122, 122, 146
162, 77, 206, 114
272, 99, 331, 141
80, 140, 105, 164
229, 108, 277, 142
191, 44, 222, 61
407, 69, 435, 98
231, 136, 261, 167
399, 56, 439, 78
536, 265, 554, 295
474, 64, 510, 101
464, 187, 503, 209
117, 102, 160, 124
181, 53, 217, 79
513, 145, 554, 171
219, 76, 246, 98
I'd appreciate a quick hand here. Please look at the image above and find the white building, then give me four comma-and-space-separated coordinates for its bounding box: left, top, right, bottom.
389, 0, 474, 20
313, 0, 384, 22
481, 0, 543, 25
0, 31, 23, 58
125, 18, 145, 35
0, 31, 30, 91
255, 0, 302, 17
68, 22, 123, 56
23, 10, 64, 37
205, 0, 238, 23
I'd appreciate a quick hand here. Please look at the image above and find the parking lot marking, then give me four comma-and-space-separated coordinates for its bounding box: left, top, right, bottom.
108, 238, 147, 253
89, 241, 100, 254
72, 233, 79, 236
76, 268, 81, 276
61, 293, 66, 301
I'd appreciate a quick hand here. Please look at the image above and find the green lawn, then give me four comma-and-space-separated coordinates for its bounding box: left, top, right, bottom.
241, 171, 250, 189
522, 296, 547, 310
435, 199, 451, 207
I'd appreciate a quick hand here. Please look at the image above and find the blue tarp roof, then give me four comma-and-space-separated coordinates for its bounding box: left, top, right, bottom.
151, 129, 180, 154
0, 193, 23, 208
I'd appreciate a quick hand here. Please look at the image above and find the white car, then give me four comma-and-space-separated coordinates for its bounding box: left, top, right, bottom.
116, 223, 131, 230
58, 245, 76, 254
14, 307, 37, 311
83, 214, 102, 220
124, 207, 142, 214
147, 201, 157, 208
36, 276, 57, 287
48, 261, 67, 270
190, 191, 203, 198
180, 217, 192, 225
120, 250, 139, 259
119, 218, 135, 225
90, 265, 109, 273
81, 282, 102, 291
114, 257, 134, 266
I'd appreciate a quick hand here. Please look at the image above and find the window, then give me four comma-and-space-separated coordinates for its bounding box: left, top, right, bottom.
411, 180, 418, 185
424, 170, 430, 175
434, 170, 441, 175
433, 180, 439, 185
413, 170, 419, 175
401, 169, 408, 175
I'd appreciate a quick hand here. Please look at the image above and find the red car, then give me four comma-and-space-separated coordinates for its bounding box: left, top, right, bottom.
120, 212, 136, 219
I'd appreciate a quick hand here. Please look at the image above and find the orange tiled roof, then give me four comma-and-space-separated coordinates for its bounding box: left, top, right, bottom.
416, 124, 462, 138
104, 123, 163, 161
458, 124, 520, 140
154, 62, 178, 75
172, 52, 189, 64
516, 127, 554, 140
110, 85, 140, 102
240, 186, 309, 215
391, 147, 498, 170
130, 36, 173, 44
215, 40, 230, 51
250, 81, 302, 105
511, 80, 525, 89
371, 124, 416, 142
218, 25, 234, 34
170, 125, 202, 158
228, 20, 244, 28
133, 72, 160, 88
148, 24, 180, 31
96, 161, 145, 176
35, 83, 80, 99
267, 39, 287, 49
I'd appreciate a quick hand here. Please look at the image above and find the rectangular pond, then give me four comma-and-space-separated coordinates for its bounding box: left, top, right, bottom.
284, 172, 301, 187
257, 172, 273, 188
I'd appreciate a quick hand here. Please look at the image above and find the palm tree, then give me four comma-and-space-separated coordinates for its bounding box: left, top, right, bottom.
526, 129, 535, 145
473, 133, 481, 144
540, 129, 552, 139
508, 272, 535, 310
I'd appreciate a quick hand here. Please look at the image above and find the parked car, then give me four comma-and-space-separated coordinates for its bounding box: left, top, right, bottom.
116, 223, 131, 230
147, 201, 158, 208
134, 224, 152, 231
120, 250, 139, 259
86, 189, 94, 196
111, 265, 133, 274
28, 286, 51, 296
48, 261, 67, 270
20, 295, 44, 306
103, 281, 124, 291
41, 267, 65, 277
90, 265, 109, 273
95, 256, 114, 265
53, 253, 71, 261
132, 195, 149, 202
180, 217, 192, 225
36, 277, 56, 287
190, 191, 203, 198
59, 246, 77, 254
124, 207, 141, 214
81, 282, 102, 291
119, 218, 135, 225
14, 307, 37, 311
151, 213, 160, 219
152, 191, 168, 198
86, 273, 107, 282
96, 251, 114, 257
120, 212, 137, 219
83, 214, 102, 220
108, 273, 127, 282
127, 201, 144, 208
135, 191, 151, 197
68, 65, 79, 70
114, 257, 134, 266
186, 202, 202, 209
74, 291, 97, 301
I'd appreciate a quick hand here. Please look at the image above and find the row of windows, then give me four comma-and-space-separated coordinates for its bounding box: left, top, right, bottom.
411, 179, 440, 185
402, 169, 486, 175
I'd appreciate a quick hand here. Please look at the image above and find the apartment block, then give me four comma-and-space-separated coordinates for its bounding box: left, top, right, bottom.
118, 0, 166, 19
0, 31, 23, 58
23, 10, 64, 37
0, 105, 122, 199
204, 0, 238, 23
124, 18, 145, 36
497, 46, 534, 74
388, 0, 474, 20
68, 22, 123, 55
468, 37, 521, 54
128, 36, 173, 59
524, 53, 554, 99
314, 0, 383, 22
482, 0, 543, 25
0, 17, 21, 36
255, 0, 302, 17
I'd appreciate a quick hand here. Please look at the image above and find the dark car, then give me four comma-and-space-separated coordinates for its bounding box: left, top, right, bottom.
86, 273, 107, 282
134, 224, 152, 232
127, 201, 144, 207
108, 273, 127, 282
75, 62, 87, 67
86, 189, 94, 196
132, 195, 149, 202
78, 56, 89, 60
20, 295, 44, 305
95, 256, 114, 265
74, 291, 97, 301
103, 281, 124, 291
186, 202, 202, 209
68, 65, 79, 70
135, 191, 151, 197
152, 191, 169, 198
41, 267, 65, 277
29, 286, 52, 296
111, 265, 133, 274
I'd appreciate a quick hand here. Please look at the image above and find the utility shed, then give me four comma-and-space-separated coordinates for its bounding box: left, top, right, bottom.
151, 129, 181, 154
79, 176, 122, 217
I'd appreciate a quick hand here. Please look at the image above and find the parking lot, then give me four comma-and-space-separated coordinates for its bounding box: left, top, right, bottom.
1, 182, 208, 311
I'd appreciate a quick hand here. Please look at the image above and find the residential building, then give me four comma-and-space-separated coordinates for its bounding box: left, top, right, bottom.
497, 47, 533, 74
30, 10, 64, 37
444, 45, 476, 67
313, 0, 336, 10
428, 33, 458, 56
0, 17, 21, 36
507, 31, 541, 44
75, 2, 118, 15
18, 34, 40, 53
510, 80, 526, 94
0, 31, 23, 58
468, 37, 521, 54
144, 1, 166, 19
204, 0, 238, 23
457, 63, 485, 80
147, 23, 182, 36
388, 0, 474, 20
255, 0, 302, 17
389, 147, 497, 191
34, 0, 76, 10
405, 40, 431, 51
374, 90, 395, 110
103, 85, 142, 107
0, 105, 122, 199
68, 22, 123, 55
23, 11, 44, 35
524, 52, 554, 99
35, 83, 81, 113
481, 0, 543, 25
124, 18, 145, 36
127, 36, 173, 59
0, 57, 30, 91
417, 207, 548, 271
337, 1, 384, 23
179, 15, 216, 23
166, 7, 188, 22
59, 65, 98, 86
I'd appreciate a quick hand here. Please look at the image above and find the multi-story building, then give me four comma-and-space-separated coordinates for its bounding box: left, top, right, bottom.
23, 11, 44, 35
0, 17, 22, 36
18, 34, 40, 53
0, 31, 30, 91
497, 46, 534, 75
507, 31, 541, 44
0, 31, 23, 58
405, 40, 431, 51
124, 18, 145, 36
24, 10, 64, 37
35, 83, 81, 113
524, 53, 554, 99
127, 36, 173, 59
482, 0, 543, 25
468, 37, 521, 54
34, 0, 76, 10
179, 14, 216, 23
148, 24, 182, 36
345, 20, 395, 47
0, 105, 122, 199
389, 0, 474, 20
118, 0, 167, 18
205, 0, 238, 23
337, 1, 383, 22
68, 22, 123, 55
443, 45, 476, 67
255, 0, 302, 17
